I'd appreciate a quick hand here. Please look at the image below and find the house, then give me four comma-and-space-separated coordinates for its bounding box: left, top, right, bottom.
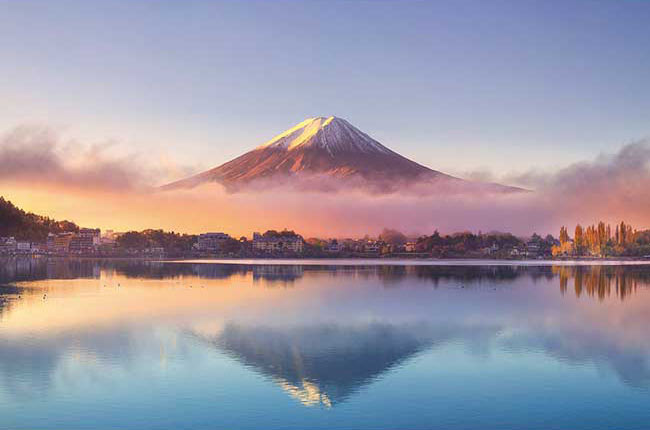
80, 228, 101, 246
51, 233, 76, 253
16, 241, 31, 252
67, 229, 100, 254
196, 232, 231, 252
363, 241, 380, 253
404, 242, 417, 252
381, 244, 394, 255
144, 247, 165, 257
46, 233, 56, 250
0, 237, 17, 253
324, 240, 342, 253
525, 241, 540, 258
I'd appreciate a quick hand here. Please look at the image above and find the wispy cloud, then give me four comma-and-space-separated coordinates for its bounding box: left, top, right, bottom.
0, 125, 197, 191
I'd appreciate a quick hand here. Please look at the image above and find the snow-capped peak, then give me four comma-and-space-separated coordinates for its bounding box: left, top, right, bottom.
258, 116, 393, 155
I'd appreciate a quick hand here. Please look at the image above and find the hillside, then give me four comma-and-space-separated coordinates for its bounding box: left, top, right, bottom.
0, 197, 79, 242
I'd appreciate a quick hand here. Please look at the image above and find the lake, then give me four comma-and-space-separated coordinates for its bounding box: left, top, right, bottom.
2, 257, 650, 429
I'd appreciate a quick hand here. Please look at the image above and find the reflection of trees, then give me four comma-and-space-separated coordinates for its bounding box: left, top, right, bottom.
415, 265, 518, 285
251, 265, 303, 284
113, 262, 304, 285
0, 257, 99, 284
0, 258, 304, 285
0, 284, 24, 317
4, 257, 650, 301
553, 266, 649, 300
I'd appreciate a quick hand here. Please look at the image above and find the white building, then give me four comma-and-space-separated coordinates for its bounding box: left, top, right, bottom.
0, 237, 17, 253
16, 241, 31, 252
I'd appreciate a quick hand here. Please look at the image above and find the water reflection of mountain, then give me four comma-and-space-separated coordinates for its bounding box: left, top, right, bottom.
198, 323, 498, 407
5, 258, 650, 403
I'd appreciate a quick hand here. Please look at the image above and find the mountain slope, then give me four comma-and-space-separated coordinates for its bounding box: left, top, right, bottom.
163, 116, 521, 193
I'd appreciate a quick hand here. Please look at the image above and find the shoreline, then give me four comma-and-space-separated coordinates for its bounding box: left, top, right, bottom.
3, 255, 650, 266
163, 258, 650, 266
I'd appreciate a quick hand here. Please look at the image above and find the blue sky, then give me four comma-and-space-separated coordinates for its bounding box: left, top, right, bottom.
1, 0, 649, 177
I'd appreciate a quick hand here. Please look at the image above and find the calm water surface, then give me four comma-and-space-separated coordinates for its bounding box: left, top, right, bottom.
2, 258, 650, 429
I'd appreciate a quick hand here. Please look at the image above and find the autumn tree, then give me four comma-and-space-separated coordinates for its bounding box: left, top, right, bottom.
553, 226, 573, 257
559, 227, 569, 245
574, 225, 585, 255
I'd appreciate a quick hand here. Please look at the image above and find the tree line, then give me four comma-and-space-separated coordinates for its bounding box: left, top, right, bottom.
553, 221, 650, 257
0, 197, 79, 242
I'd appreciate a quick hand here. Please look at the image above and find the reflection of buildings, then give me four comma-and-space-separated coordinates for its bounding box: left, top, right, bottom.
6, 258, 650, 406
251, 265, 304, 283
3, 258, 650, 301
199, 323, 495, 407
113, 263, 305, 284
0, 257, 101, 285
553, 266, 645, 300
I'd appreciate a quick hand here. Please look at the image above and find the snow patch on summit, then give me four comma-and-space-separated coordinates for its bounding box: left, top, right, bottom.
259, 116, 393, 155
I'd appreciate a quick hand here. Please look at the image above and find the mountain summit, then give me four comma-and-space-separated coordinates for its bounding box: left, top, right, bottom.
163, 116, 521, 193
258, 116, 394, 154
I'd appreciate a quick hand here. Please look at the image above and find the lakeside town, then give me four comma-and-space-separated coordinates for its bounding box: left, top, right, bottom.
2, 223, 650, 260
2, 197, 650, 260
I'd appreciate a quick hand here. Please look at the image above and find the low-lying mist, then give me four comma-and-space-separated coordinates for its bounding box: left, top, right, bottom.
2, 125, 649, 238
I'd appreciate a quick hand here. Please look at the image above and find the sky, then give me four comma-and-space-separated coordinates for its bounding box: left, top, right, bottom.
1, 0, 650, 236
1, 0, 649, 176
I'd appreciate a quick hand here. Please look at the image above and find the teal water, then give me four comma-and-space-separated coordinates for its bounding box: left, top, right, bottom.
1, 258, 650, 429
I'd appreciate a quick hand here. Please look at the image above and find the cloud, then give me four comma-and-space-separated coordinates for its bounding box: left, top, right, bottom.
152, 138, 650, 236
0, 125, 196, 192
507, 139, 650, 228
2, 125, 650, 237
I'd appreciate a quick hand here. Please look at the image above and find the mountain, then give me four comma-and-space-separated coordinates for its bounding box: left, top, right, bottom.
163, 116, 522, 193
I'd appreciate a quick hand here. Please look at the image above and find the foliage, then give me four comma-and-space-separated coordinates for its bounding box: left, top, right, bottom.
415, 230, 527, 258
552, 221, 648, 257
0, 197, 79, 242
116, 229, 197, 255
261, 229, 301, 238
378, 228, 408, 246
